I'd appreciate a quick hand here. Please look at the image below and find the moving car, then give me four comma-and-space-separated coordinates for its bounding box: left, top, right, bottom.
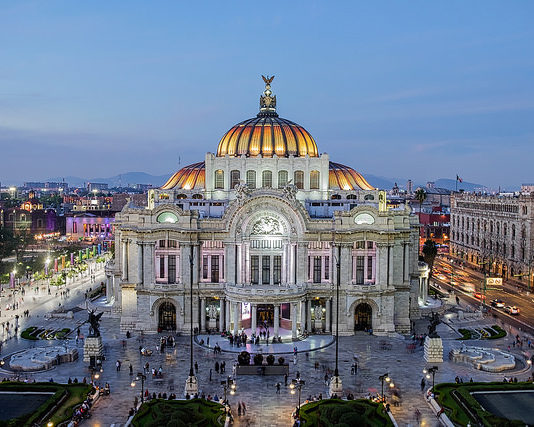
490, 299, 505, 308
473, 292, 486, 300
505, 306, 520, 315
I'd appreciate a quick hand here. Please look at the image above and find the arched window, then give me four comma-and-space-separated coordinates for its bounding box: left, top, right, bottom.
294, 170, 304, 189
230, 170, 240, 189
192, 194, 203, 199
246, 170, 256, 189
331, 194, 341, 200
214, 170, 224, 189
310, 170, 320, 189
278, 170, 288, 188
262, 170, 273, 188
512, 224, 516, 239
176, 194, 187, 200
347, 194, 357, 199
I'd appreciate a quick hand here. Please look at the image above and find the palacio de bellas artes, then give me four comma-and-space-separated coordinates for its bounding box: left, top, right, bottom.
107, 77, 428, 341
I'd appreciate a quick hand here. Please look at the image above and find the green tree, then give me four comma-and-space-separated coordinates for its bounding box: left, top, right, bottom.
0, 226, 17, 275
414, 188, 427, 214
422, 239, 438, 279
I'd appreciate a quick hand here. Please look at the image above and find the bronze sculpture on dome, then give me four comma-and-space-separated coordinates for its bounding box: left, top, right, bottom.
262, 75, 275, 85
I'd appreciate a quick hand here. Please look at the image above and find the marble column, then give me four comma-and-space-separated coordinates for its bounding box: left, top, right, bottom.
137, 242, 143, 285
325, 298, 331, 332
251, 304, 257, 336
105, 274, 112, 303
232, 302, 238, 335
200, 298, 206, 332
274, 304, 280, 338
219, 298, 225, 332
306, 300, 312, 332
388, 245, 394, 287
403, 243, 410, 282
300, 300, 306, 331
225, 300, 231, 333
121, 240, 128, 281
291, 303, 297, 339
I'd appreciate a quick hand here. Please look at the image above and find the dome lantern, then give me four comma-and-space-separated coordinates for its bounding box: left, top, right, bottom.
258, 75, 278, 117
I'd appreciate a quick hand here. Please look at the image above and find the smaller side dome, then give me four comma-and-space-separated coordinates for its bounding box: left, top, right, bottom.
161, 162, 205, 190
329, 162, 375, 191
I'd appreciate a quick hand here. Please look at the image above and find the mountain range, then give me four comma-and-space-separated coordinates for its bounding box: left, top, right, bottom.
44, 171, 488, 192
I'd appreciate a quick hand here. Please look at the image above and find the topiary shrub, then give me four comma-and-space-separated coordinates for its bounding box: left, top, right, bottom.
266, 354, 275, 365
278, 357, 285, 365
253, 354, 264, 365
237, 351, 250, 366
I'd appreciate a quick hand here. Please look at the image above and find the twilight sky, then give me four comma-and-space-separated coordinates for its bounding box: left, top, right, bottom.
1, 1, 533, 189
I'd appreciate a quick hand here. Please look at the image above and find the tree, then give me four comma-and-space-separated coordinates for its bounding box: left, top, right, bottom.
422, 239, 438, 279
0, 226, 17, 275
414, 188, 427, 214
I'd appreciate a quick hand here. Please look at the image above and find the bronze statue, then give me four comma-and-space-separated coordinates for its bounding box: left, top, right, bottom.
427, 311, 440, 338
262, 75, 275, 85
87, 309, 104, 337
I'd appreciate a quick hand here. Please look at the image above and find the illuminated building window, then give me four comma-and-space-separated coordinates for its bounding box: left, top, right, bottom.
159, 193, 170, 200
214, 170, 224, 189
310, 170, 320, 189
251, 255, 259, 284
294, 170, 304, 189
278, 170, 288, 188
246, 170, 256, 189
262, 170, 272, 188
230, 170, 240, 189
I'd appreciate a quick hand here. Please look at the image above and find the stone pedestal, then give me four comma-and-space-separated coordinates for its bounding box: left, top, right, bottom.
184, 375, 199, 397
208, 319, 217, 330
328, 375, 343, 397
83, 336, 104, 363
424, 336, 443, 363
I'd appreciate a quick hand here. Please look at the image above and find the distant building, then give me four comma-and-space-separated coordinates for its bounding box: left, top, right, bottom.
23, 182, 45, 190
66, 212, 115, 242
87, 182, 109, 192
426, 181, 435, 189
450, 192, 534, 283
406, 180, 413, 195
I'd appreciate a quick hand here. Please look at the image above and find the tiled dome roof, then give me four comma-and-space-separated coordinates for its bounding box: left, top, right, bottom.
329, 162, 375, 190
161, 162, 205, 190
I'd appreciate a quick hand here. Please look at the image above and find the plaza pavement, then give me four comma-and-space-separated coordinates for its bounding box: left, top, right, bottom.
1, 281, 533, 426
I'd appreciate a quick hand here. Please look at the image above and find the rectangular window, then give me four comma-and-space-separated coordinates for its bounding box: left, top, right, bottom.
246, 170, 256, 189
273, 255, 281, 284
313, 256, 322, 283
356, 241, 365, 249
310, 170, 319, 189
159, 256, 165, 279
278, 170, 288, 188
294, 171, 304, 189
356, 256, 364, 284
168, 240, 177, 248
168, 255, 176, 284
367, 255, 373, 280
230, 170, 240, 189
367, 241, 374, 249
159, 239, 166, 248
251, 255, 259, 284
211, 255, 220, 283
215, 170, 224, 189
202, 255, 208, 280
262, 256, 270, 285
324, 256, 330, 280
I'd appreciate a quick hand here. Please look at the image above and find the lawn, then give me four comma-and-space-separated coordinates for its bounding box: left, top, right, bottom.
0, 382, 91, 427
434, 382, 534, 426
131, 398, 226, 427
298, 399, 392, 427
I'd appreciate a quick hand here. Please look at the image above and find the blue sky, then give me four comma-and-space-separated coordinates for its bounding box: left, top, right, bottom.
1, 1, 533, 188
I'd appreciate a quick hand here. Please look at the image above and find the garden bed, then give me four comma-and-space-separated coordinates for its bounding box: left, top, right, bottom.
299, 399, 392, 426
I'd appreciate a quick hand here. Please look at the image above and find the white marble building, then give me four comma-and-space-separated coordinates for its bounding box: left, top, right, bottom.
106, 78, 425, 337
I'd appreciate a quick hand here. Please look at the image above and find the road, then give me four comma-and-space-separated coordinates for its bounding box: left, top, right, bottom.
433, 256, 534, 334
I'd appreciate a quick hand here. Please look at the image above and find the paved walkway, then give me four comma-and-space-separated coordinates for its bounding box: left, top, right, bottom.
0, 277, 533, 426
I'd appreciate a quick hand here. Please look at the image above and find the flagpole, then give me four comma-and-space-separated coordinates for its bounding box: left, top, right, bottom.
455, 176, 458, 192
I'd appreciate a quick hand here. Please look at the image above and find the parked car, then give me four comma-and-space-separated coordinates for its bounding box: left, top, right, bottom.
505, 306, 520, 315
490, 299, 505, 308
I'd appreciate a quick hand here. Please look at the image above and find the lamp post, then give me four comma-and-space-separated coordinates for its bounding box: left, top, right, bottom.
290, 377, 305, 417
329, 244, 343, 397
423, 366, 438, 392
89, 366, 102, 385
378, 373, 391, 403
185, 245, 198, 396
220, 376, 236, 403
131, 372, 146, 403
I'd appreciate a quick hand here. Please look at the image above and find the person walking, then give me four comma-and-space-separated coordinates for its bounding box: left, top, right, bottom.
276, 383, 281, 394
242, 401, 246, 415
284, 373, 288, 386
116, 360, 121, 372
195, 361, 198, 373
215, 361, 220, 373
420, 377, 426, 392
129, 364, 133, 375
209, 368, 212, 382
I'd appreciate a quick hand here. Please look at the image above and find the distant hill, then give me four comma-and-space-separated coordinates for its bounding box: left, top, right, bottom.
361, 173, 396, 190
433, 178, 486, 192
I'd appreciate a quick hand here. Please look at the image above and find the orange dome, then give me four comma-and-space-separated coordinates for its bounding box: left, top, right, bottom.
216, 117, 318, 158
161, 162, 205, 190
329, 162, 375, 191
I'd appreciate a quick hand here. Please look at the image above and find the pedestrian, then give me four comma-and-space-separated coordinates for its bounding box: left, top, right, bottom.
354, 362, 358, 374
215, 361, 219, 373
238, 402, 242, 416
195, 361, 198, 373
284, 373, 288, 386
209, 368, 212, 382
207, 337, 210, 347
276, 383, 281, 394
129, 364, 133, 375
324, 373, 329, 385
242, 401, 246, 415
116, 360, 121, 371
420, 377, 426, 391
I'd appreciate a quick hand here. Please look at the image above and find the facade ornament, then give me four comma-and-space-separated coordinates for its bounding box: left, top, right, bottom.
251, 216, 283, 235
259, 75, 277, 115
207, 304, 218, 320
235, 182, 251, 206
283, 184, 298, 201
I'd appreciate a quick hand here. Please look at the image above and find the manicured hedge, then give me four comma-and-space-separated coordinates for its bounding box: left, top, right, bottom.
299, 399, 392, 427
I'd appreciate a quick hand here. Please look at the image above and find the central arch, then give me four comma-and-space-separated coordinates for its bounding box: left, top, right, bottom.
158, 301, 177, 331
354, 303, 372, 331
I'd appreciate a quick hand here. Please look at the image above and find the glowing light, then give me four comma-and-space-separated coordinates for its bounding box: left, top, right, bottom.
131, 381, 136, 387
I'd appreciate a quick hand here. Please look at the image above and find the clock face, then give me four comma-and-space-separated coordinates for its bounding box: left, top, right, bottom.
354, 213, 375, 225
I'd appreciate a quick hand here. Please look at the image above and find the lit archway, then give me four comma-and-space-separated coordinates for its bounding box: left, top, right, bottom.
158, 301, 177, 331
354, 303, 372, 331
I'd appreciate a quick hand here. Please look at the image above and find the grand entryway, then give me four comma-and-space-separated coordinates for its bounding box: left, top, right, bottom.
158, 302, 176, 331
257, 304, 274, 326
354, 303, 372, 331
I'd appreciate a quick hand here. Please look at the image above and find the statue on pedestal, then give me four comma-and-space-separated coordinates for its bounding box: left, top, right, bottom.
427, 312, 440, 338
87, 309, 104, 337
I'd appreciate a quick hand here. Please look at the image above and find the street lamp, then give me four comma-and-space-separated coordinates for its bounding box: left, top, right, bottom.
131, 372, 147, 403
423, 366, 439, 392
89, 366, 102, 385
220, 376, 236, 403
378, 373, 391, 403
289, 377, 305, 418
185, 246, 198, 396
329, 243, 343, 397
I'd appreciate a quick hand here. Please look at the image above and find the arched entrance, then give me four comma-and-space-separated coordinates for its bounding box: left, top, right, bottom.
257, 304, 274, 327
158, 302, 176, 331
354, 303, 372, 331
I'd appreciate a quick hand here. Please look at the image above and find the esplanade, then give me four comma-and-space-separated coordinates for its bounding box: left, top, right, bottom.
106, 76, 427, 338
